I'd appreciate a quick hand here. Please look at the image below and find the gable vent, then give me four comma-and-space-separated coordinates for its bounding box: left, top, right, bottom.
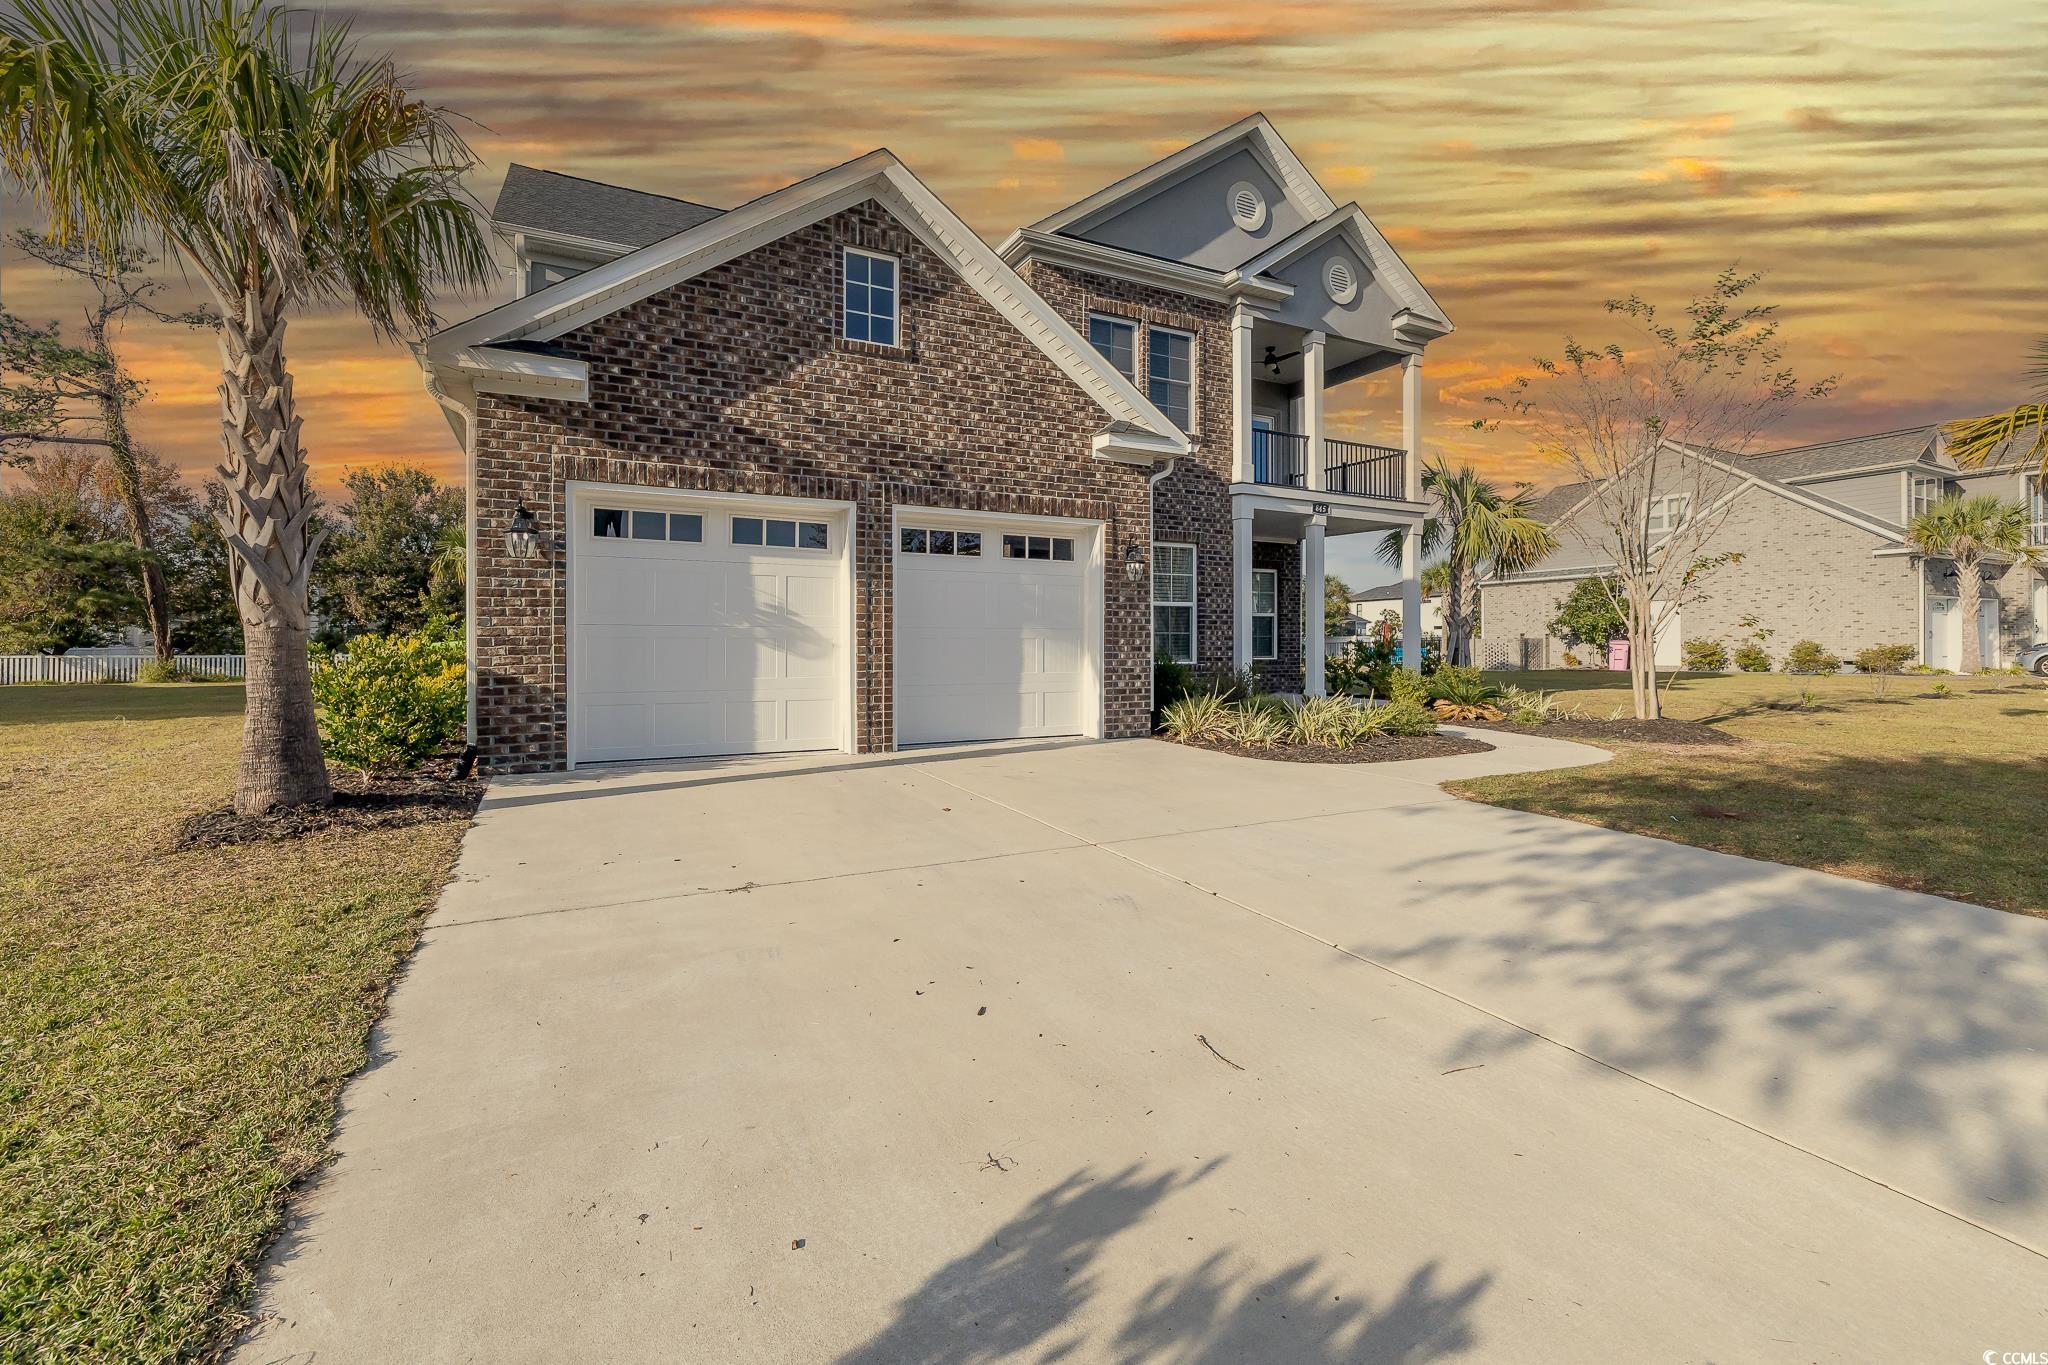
1323, 256, 1357, 305
1228, 180, 1267, 231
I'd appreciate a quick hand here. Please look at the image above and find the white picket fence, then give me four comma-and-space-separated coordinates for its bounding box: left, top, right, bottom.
0, 653, 246, 684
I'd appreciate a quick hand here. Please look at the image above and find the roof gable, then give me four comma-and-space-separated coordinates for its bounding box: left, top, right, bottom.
1243, 206, 1453, 338
1027, 115, 1338, 244
1743, 426, 1940, 482
428, 152, 1189, 459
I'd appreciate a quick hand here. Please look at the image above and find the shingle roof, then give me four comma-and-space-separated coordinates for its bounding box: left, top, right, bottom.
1522, 480, 1594, 524
1735, 425, 1939, 481
492, 164, 724, 250
1349, 582, 1405, 602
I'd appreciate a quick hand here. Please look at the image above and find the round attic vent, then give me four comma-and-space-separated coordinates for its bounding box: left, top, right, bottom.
1228, 181, 1267, 231
1324, 256, 1358, 304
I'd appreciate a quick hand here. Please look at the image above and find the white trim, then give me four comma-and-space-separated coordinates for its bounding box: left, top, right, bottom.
443, 345, 590, 401
425, 151, 1189, 459
1251, 567, 1278, 660
889, 503, 1105, 746
562, 482, 857, 769
997, 227, 1295, 309
1025, 113, 1338, 238
1152, 540, 1198, 666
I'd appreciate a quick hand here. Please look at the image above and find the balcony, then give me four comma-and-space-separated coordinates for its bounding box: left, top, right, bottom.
1247, 429, 1407, 501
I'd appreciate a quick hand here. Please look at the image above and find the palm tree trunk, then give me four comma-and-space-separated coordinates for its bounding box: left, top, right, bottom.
1443, 546, 1466, 668
215, 282, 330, 814
1455, 562, 1480, 667
1959, 560, 1984, 674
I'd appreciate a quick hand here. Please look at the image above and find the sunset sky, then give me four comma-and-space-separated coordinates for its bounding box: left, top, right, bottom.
3, 0, 2044, 587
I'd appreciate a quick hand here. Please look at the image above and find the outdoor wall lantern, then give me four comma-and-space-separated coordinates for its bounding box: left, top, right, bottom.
505, 501, 549, 560
1123, 542, 1146, 586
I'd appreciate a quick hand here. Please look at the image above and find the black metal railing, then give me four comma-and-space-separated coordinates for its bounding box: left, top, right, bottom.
1250, 428, 1309, 487
1324, 439, 1406, 499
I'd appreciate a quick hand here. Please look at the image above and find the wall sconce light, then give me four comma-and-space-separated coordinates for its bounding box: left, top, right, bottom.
505, 501, 549, 560
1123, 542, 1146, 586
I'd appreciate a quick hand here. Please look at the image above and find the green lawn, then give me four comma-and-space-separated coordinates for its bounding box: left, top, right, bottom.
1451, 670, 2046, 916
0, 684, 472, 1362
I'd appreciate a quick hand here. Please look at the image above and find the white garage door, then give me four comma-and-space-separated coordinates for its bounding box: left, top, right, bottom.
571, 492, 846, 764
894, 516, 1095, 745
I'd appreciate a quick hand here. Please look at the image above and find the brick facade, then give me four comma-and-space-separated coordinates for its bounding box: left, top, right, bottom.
1018, 259, 1304, 684
470, 200, 1158, 771
1478, 484, 1920, 669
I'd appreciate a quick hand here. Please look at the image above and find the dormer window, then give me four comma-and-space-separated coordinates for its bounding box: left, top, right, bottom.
842, 247, 898, 346
1909, 474, 1949, 519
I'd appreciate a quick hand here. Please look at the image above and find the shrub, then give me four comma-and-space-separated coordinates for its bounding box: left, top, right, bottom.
1287, 695, 1368, 748
1680, 638, 1728, 672
1561, 651, 1581, 668
134, 659, 191, 683
1850, 643, 1916, 675
1327, 637, 1395, 696
1154, 656, 1199, 708
1375, 699, 1439, 737
1368, 663, 1430, 708
1496, 684, 1578, 725
1229, 699, 1291, 746
310, 626, 467, 773
1159, 690, 1235, 743
1783, 640, 1842, 675
1732, 643, 1772, 672
1426, 664, 1503, 706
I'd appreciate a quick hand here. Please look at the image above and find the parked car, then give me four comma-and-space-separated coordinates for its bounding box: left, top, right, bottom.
2020, 641, 2048, 677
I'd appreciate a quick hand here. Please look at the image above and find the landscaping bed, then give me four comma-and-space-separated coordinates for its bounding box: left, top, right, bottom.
1461, 716, 1740, 746
177, 766, 483, 848
1162, 732, 1493, 764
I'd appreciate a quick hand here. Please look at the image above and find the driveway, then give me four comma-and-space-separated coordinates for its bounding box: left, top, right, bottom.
238, 734, 2048, 1362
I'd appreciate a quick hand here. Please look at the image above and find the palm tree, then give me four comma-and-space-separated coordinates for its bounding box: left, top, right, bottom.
1378, 460, 1557, 666
1907, 493, 2039, 673
1945, 337, 2047, 479
0, 0, 493, 813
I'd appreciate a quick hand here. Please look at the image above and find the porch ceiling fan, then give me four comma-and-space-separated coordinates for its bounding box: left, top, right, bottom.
1262, 344, 1302, 376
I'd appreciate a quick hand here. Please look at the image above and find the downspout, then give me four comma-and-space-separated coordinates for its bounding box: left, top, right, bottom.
1146, 457, 1177, 711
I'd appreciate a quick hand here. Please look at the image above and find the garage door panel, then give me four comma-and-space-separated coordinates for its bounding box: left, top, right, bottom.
574, 496, 844, 763
896, 520, 1093, 745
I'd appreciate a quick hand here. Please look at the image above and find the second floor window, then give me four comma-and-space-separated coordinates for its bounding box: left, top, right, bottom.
1910, 474, 1948, 519
1646, 493, 1690, 535
843, 247, 898, 346
1088, 315, 1136, 380
1148, 328, 1194, 431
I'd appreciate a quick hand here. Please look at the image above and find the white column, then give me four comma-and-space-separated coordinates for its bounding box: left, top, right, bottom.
1304, 517, 1328, 696
1400, 527, 1423, 669
1402, 353, 1424, 501
1232, 507, 1255, 674
1230, 308, 1256, 485
1302, 330, 1326, 492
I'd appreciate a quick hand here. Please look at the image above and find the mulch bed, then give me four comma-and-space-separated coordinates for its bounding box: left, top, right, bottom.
1461, 717, 1740, 746
175, 768, 485, 850
1160, 733, 1494, 764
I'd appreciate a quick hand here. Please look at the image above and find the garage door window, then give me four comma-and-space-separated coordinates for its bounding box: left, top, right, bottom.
593, 507, 626, 538
1153, 543, 1196, 663
900, 527, 986, 557
1002, 534, 1074, 561
591, 507, 705, 543
734, 516, 830, 550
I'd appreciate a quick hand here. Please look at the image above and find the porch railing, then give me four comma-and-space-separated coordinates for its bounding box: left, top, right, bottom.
1250, 428, 1309, 487
1324, 439, 1406, 499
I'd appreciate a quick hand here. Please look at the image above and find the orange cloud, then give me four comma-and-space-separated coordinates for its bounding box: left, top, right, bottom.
1010, 137, 1065, 162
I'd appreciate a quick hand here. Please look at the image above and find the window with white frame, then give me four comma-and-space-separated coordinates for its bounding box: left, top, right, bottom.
2030, 476, 2047, 545
1147, 327, 1194, 430
842, 247, 898, 346
1645, 493, 1690, 535
1087, 314, 1136, 381
1909, 474, 1947, 520
1251, 568, 1277, 660
1152, 543, 1196, 664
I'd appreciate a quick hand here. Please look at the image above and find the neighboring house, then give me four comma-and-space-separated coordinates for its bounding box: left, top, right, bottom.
419, 116, 1448, 771
1344, 582, 1443, 640
1478, 426, 2048, 672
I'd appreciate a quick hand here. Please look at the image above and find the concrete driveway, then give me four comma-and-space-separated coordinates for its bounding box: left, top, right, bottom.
237, 734, 2048, 1362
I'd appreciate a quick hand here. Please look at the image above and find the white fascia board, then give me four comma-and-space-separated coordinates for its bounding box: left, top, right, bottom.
1093, 426, 1186, 465
1235, 205, 1453, 333
427, 151, 1188, 456
1025, 113, 1338, 238
509, 224, 635, 263
443, 345, 591, 402
1001, 228, 1234, 300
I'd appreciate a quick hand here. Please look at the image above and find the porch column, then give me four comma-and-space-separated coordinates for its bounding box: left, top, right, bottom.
1400, 526, 1423, 669
1402, 353, 1424, 501
1304, 516, 1328, 695
1232, 507, 1255, 674
1302, 330, 1326, 492
1231, 307, 1256, 484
